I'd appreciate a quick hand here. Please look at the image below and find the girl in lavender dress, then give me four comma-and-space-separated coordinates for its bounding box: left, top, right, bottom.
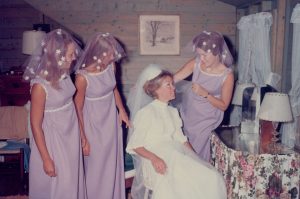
23, 29, 86, 199
74, 33, 129, 199
174, 31, 234, 162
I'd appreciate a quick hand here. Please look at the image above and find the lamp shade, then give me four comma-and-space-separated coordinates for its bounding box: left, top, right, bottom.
231, 83, 255, 105
22, 30, 46, 55
257, 92, 293, 122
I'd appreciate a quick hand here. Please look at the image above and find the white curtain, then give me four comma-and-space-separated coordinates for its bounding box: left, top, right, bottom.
281, 4, 300, 148
230, 12, 273, 125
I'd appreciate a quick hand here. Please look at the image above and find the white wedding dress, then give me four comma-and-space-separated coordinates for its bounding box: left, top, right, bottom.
126, 99, 227, 199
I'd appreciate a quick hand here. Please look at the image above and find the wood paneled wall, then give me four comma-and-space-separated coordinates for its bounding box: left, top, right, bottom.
2, 0, 237, 95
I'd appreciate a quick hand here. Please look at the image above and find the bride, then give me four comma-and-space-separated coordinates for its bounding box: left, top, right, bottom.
126, 64, 227, 199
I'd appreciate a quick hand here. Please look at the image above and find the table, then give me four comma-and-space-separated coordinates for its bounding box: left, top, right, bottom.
211, 127, 300, 199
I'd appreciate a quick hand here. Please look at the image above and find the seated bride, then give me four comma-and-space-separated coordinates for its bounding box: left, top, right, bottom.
126, 64, 227, 199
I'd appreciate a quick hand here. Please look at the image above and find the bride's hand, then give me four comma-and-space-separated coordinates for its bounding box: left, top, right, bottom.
151, 156, 167, 175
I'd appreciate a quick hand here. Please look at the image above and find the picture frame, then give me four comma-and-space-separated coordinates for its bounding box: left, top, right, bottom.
139, 15, 180, 55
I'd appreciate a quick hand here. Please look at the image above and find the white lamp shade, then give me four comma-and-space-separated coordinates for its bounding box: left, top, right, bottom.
257, 92, 293, 122
231, 83, 255, 105
22, 30, 46, 55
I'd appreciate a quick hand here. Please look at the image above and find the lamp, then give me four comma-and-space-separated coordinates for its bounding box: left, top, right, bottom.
22, 30, 46, 55
257, 92, 293, 150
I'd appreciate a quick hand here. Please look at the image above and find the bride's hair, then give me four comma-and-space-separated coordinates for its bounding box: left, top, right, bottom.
143, 70, 173, 98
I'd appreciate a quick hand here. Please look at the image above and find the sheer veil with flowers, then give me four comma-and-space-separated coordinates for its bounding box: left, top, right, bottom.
126, 64, 163, 199
22, 29, 82, 85
75, 32, 125, 72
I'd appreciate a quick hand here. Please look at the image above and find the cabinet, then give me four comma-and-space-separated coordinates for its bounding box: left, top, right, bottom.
0, 149, 24, 179
0, 74, 30, 106
0, 147, 27, 196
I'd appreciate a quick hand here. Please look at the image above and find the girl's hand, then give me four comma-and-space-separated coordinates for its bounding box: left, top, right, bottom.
192, 83, 209, 98
81, 137, 90, 156
43, 158, 56, 177
118, 109, 131, 128
151, 156, 167, 175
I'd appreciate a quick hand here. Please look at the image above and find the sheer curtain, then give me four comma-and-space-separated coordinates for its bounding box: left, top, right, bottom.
281, 4, 300, 148
230, 12, 273, 125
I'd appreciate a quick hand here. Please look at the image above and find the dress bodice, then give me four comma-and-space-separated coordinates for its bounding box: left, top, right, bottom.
77, 64, 116, 99
192, 61, 231, 98
30, 76, 75, 111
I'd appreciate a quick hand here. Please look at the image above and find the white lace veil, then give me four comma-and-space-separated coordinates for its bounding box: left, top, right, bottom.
127, 64, 163, 199
127, 64, 163, 129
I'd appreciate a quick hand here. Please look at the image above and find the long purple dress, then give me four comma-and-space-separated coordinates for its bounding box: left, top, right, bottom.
29, 76, 86, 199
179, 61, 231, 162
77, 64, 125, 199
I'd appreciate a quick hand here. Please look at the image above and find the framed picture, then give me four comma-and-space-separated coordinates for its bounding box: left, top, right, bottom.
139, 15, 180, 55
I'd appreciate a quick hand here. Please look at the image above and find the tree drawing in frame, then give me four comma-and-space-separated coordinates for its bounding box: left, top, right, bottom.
139, 15, 180, 55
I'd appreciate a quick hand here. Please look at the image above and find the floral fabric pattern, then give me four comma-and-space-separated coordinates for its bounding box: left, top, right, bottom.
211, 133, 300, 199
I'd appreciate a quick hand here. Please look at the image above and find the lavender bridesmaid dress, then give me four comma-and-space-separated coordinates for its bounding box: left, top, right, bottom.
29, 76, 86, 199
179, 61, 231, 162
77, 64, 125, 199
